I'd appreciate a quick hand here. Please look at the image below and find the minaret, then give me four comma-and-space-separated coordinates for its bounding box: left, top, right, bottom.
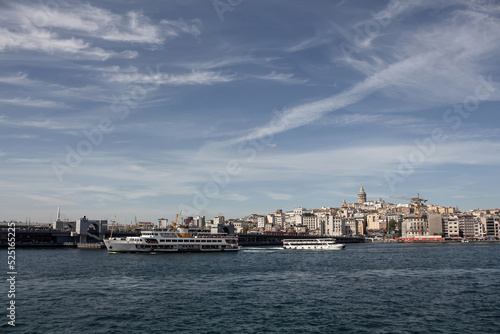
358, 185, 366, 204
53, 206, 63, 229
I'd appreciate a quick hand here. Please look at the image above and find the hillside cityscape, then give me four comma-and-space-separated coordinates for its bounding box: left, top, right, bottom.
4, 186, 499, 242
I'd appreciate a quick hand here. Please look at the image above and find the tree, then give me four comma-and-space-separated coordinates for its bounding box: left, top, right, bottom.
387, 219, 402, 238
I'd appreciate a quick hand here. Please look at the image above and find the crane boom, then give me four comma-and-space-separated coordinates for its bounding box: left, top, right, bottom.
171, 210, 182, 231
389, 193, 428, 236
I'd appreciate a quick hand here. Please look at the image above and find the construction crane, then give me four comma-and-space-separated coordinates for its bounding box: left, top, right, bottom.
171, 210, 182, 231
389, 194, 428, 236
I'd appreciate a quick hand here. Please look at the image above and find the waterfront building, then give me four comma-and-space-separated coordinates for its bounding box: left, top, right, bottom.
192, 216, 206, 228
366, 213, 380, 233
353, 213, 366, 235
378, 219, 387, 232
401, 215, 429, 238
271, 209, 285, 229
324, 215, 344, 236
302, 213, 317, 232
447, 216, 460, 238
293, 207, 305, 216
214, 215, 225, 225
264, 222, 275, 231
480, 216, 496, 236
183, 216, 194, 226
458, 215, 478, 238
479, 216, 500, 238
266, 214, 276, 226
345, 218, 357, 235
428, 214, 443, 236
257, 215, 267, 229
387, 213, 403, 223
228, 220, 249, 233
158, 217, 169, 229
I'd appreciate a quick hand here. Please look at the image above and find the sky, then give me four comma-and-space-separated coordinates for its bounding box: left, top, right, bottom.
1, 0, 499, 224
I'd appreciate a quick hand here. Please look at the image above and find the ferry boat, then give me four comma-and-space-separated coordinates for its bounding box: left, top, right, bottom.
104, 213, 239, 253
104, 229, 240, 253
282, 238, 345, 250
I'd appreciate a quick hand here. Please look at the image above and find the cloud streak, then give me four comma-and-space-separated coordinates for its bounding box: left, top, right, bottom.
106, 69, 236, 86
225, 3, 500, 145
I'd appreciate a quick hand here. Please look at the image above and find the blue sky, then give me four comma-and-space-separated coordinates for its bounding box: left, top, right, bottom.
1, 0, 499, 224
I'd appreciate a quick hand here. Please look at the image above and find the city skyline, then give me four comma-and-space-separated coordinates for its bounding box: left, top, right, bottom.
1, 0, 499, 223
6, 186, 499, 225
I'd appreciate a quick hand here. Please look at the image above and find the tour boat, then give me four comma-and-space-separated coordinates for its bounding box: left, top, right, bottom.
104, 228, 239, 253
282, 238, 345, 250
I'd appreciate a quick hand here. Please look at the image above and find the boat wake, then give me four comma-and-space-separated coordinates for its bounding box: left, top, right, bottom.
241, 247, 284, 252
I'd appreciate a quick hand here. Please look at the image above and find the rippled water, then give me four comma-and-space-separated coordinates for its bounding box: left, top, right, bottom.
2, 243, 499, 333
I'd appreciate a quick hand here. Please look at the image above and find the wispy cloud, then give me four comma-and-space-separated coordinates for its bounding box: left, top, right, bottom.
0, 2, 202, 60
0, 116, 84, 131
8, 3, 167, 44
226, 52, 435, 145
0, 27, 115, 60
0, 97, 64, 108
160, 18, 202, 38
176, 56, 257, 70
253, 71, 308, 84
0, 73, 35, 85
107, 69, 236, 85
223, 3, 500, 146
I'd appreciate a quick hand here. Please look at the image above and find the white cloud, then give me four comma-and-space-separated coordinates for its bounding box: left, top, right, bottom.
8, 3, 165, 44
107, 69, 236, 86
160, 18, 203, 38
0, 116, 84, 131
253, 71, 308, 84
176, 56, 257, 70
0, 27, 115, 60
0, 2, 202, 60
0, 97, 64, 108
0, 73, 34, 85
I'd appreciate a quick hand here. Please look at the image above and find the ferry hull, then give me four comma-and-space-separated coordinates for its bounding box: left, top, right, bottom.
283, 244, 345, 250
282, 238, 346, 250
104, 239, 240, 253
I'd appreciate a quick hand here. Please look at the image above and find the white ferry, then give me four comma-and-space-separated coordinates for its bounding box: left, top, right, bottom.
104, 227, 239, 253
282, 238, 345, 250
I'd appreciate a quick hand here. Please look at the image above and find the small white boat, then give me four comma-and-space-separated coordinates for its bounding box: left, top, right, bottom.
282, 238, 345, 250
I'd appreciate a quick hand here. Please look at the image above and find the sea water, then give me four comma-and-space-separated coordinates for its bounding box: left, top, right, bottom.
2, 243, 499, 333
